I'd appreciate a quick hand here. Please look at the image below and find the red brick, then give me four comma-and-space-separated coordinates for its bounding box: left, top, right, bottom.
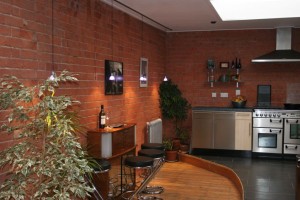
2, 2, 297, 179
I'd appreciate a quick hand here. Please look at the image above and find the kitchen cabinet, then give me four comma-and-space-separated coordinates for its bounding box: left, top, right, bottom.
235, 112, 252, 150
191, 111, 214, 149
191, 111, 235, 150
214, 112, 235, 149
192, 110, 252, 151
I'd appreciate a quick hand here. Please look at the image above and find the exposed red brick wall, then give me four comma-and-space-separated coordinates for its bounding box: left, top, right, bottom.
0, 0, 165, 178
165, 29, 300, 137
1, 0, 300, 180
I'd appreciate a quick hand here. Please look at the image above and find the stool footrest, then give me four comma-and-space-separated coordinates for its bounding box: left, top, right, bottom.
142, 186, 164, 194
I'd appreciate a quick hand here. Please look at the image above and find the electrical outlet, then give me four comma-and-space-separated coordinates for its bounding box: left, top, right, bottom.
212, 92, 217, 98
220, 92, 228, 98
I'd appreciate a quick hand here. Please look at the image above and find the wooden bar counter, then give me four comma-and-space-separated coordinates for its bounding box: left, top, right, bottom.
87, 123, 136, 199
87, 123, 136, 159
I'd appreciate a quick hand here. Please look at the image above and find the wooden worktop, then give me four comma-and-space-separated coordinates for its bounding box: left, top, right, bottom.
87, 123, 136, 159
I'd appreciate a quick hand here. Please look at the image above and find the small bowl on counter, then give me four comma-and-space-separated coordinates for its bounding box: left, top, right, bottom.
232, 95, 247, 108
232, 100, 247, 108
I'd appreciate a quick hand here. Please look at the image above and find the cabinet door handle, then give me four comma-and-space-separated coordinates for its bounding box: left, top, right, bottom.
269, 129, 281, 134
286, 119, 299, 124
249, 123, 251, 136
237, 113, 250, 117
270, 119, 282, 123
285, 145, 298, 150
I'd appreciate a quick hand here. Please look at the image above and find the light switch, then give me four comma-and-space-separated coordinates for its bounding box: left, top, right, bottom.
212, 92, 217, 98
236, 89, 241, 96
220, 92, 228, 98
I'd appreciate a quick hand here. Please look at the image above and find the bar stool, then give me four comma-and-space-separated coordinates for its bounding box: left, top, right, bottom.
141, 143, 165, 151
121, 156, 154, 200
137, 149, 165, 195
138, 149, 165, 168
90, 158, 111, 200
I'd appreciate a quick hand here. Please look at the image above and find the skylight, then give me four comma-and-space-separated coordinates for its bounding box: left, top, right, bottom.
210, 0, 300, 21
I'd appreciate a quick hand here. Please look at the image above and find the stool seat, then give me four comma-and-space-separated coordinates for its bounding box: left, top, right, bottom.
124, 156, 154, 168
138, 149, 165, 159
93, 158, 111, 172
141, 143, 164, 150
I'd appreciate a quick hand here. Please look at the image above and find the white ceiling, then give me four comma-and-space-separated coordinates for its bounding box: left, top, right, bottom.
107, 0, 300, 32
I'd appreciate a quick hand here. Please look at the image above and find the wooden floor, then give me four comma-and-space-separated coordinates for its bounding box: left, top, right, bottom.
142, 159, 242, 200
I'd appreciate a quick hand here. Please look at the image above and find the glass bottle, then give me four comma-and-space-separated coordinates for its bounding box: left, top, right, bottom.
236, 59, 242, 69
99, 105, 106, 128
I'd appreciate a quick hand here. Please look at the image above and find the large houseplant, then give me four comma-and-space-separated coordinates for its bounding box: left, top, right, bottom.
0, 71, 94, 199
159, 79, 191, 150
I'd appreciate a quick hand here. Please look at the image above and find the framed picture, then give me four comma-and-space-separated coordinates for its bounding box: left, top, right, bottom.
140, 57, 148, 87
220, 62, 229, 68
105, 60, 123, 95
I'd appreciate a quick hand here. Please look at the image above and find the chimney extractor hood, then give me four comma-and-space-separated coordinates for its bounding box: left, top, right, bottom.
252, 28, 300, 63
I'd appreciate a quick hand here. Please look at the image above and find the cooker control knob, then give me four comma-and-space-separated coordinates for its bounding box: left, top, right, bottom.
256, 114, 259, 117
269, 114, 272, 117
260, 114, 263, 117
273, 114, 276, 117
264, 114, 267, 117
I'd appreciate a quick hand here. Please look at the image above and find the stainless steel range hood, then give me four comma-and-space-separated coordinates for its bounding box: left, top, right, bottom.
252, 27, 300, 63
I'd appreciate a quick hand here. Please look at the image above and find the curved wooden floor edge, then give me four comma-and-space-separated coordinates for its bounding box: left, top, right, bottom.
178, 152, 244, 200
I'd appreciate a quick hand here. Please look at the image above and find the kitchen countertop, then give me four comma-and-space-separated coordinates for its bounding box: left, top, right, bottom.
192, 106, 253, 112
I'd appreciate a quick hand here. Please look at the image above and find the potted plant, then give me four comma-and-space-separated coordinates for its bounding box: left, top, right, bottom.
163, 138, 177, 162
0, 71, 95, 199
177, 128, 190, 153
159, 79, 191, 150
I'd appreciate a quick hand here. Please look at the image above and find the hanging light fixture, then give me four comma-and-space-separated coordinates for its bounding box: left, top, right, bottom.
49, 0, 56, 81
163, 76, 168, 81
139, 16, 146, 83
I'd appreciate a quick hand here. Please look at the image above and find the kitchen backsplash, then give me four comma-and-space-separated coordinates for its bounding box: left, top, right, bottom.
286, 83, 300, 103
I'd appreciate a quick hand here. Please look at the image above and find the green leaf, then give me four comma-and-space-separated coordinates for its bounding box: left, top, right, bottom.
0, 71, 92, 199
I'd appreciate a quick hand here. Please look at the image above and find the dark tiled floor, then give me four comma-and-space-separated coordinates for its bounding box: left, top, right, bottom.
199, 155, 297, 200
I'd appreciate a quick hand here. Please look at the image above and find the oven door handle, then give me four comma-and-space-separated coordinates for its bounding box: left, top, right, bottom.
286, 119, 299, 124
270, 119, 282, 123
285, 144, 298, 150
269, 129, 282, 134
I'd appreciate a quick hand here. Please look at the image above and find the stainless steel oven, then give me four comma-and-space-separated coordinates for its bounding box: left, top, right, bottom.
253, 109, 283, 154
283, 111, 300, 154
253, 128, 283, 154
253, 109, 300, 155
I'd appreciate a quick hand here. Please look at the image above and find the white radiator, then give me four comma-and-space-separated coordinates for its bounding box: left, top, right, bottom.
147, 118, 162, 143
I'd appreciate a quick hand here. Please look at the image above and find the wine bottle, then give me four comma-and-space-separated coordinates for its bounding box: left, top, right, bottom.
235, 57, 238, 68
231, 60, 235, 69
99, 105, 106, 128
237, 59, 242, 69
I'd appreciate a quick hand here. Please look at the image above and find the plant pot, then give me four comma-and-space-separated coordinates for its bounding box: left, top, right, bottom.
172, 138, 181, 151
179, 143, 189, 153
165, 150, 178, 162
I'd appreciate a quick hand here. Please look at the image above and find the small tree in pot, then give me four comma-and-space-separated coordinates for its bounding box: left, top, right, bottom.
159, 79, 191, 151
0, 71, 95, 199
162, 138, 177, 162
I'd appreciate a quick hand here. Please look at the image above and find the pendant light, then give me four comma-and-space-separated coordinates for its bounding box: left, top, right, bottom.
140, 18, 145, 82
109, 0, 116, 81
49, 0, 56, 80
163, 76, 168, 81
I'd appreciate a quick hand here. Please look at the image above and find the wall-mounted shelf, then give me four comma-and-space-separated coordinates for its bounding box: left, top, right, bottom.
207, 60, 242, 88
